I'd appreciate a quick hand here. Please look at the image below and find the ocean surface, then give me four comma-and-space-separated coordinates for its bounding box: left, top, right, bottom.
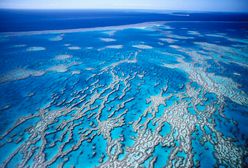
0, 10, 247, 168
1, 10, 248, 32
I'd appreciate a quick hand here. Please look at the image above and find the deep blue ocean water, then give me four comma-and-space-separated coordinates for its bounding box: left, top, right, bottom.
0, 10, 248, 32
0, 10, 247, 168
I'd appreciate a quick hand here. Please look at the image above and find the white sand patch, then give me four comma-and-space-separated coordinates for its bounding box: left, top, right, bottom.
86, 47, 93, 50
49, 34, 64, 41
132, 44, 153, 49
167, 34, 193, 40
135, 26, 147, 30
3, 21, 166, 37
98, 45, 123, 51
159, 38, 177, 43
107, 57, 138, 69
26, 47, 46, 52
48, 65, 68, 73
27, 92, 35, 97
13, 44, 27, 48
71, 70, 81, 75
54, 54, 72, 60
0, 61, 81, 83
47, 61, 81, 73
226, 37, 248, 44
0, 104, 11, 111
68, 46, 81, 50
100, 38, 116, 42
163, 25, 174, 30
233, 72, 241, 76
187, 31, 201, 36
104, 30, 116, 36
205, 33, 226, 38
169, 45, 180, 49
138, 74, 144, 78
85, 67, 95, 71
0, 68, 45, 83
106, 45, 123, 49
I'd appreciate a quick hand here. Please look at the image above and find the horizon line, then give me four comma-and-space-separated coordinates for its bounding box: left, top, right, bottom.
0, 8, 248, 13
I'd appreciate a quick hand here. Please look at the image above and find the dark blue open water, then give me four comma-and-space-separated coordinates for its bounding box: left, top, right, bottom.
0, 10, 248, 32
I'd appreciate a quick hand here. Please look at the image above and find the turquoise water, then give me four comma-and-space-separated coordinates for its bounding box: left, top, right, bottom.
0, 21, 248, 167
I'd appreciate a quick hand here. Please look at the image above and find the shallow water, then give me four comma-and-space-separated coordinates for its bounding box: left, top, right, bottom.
0, 20, 247, 167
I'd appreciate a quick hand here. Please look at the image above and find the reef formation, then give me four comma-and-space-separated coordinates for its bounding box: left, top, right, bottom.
0, 22, 247, 168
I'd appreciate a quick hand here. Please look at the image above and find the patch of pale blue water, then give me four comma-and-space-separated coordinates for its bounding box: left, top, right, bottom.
111, 127, 122, 140
153, 145, 173, 168
192, 125, 216, 168
159, 122, 171, 137
222, 102, 248, 144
